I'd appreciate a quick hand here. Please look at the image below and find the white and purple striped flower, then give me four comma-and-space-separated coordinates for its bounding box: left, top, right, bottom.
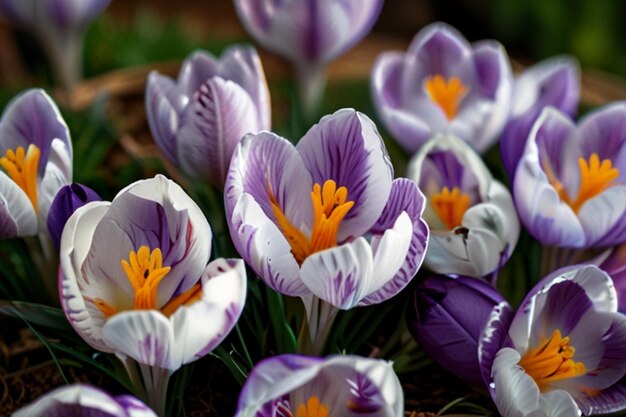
225, 108, 428, 310
146, 46, 270, 187
0, 0, 111, 89
482, 265, 626, 416
371, 22, 512, 154
408, 134, 519, 278
59, 175, 246, 413
500, 56, 580, 181
0, 89, 72, 239
12, 384, 156, 417
234, 354, 403, 417
514, 103, 626, 248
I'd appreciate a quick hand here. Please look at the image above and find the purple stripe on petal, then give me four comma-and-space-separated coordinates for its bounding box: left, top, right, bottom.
0, 196, 18, 238
579, 103, 626, 171
478, 301, 513, 391
540, 280, 593, 337
575, 379, 626, 416
47, 183, 101, 248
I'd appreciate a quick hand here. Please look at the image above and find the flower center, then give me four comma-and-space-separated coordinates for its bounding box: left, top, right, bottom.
546, 153, 619, 213
424, 75, 468, 120
0, 145, 41, 212
431, 186, 470, 230
296, 396, 329, 417
269, 179, 354, 264
93, 246, 203, 318
518, 329, 586, 392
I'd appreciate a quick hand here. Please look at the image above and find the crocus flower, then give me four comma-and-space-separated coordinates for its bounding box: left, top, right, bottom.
407, 134, 519, 278
514, 103, 626, 248
12, 384, 156, 417
371, 22, 512, 153
483, 265, 626, 416
593, 244, 626, 314
0, 89, 72, 239
407, 274, 511, 388
47, 183, 100, 249
0, 0, 111, 89
234, 0, 384, 115
500, 56, 580, 180
225, 108, 428, 351
59, 175, 247, 414
146, 46, 270, 187
234, 354, 403, 417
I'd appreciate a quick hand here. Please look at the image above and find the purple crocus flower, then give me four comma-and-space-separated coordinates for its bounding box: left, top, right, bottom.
47, 183, 100, 249
234, 0, 384, 115
371, 22, 513, 154
0, 89, 72, 239
514, 103, 626, 248
408, 134, 519, 278
501, 56, 580, 180
407, 274, 511, 388
225, 108, 429, 351
234, 354, 403, 417
59, 175, 247, 414
12, 384, 156, 417
483, 265, 626, 416
0, 0, 111, 89
593, 244, 626, 314
146, 46, 270, 187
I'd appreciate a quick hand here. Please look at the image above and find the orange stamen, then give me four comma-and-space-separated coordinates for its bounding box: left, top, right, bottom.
161, 282, 203, 317
296, 396, 329, 417
424, 75, 468, 120
431, 186, 471, 230
269, 180, 354, 264
0, 144, 40, 212
519, 329, 586, 392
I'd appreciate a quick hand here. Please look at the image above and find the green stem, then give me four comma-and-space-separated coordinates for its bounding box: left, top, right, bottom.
298, 295, 339, 355
138, 363, 172, 417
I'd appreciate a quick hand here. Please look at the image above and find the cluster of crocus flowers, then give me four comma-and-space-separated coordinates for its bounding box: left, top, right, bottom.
225, 108, 429, 352
234, 354, 404, 417
59, 175, 247, 414
514, 103, 626, 248
371, 22, 512, 153
0, 89, 72, 240
146, 46, 271, 187
12, 384, 157, 417
408, 134, 519, 278
0, 0, 111, 90
234, 0, 384, 116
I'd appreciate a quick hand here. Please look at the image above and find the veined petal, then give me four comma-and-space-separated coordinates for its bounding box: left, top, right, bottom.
47, 183, 101, 249
102, 310, 175, 369
300, 237, 373, 309
361, 178, 428, 305
170, 258, 246, 369
491, 348, 542, 417
577, 186, 626, 246
478, 302, 513, 391
176, 76, 260, 185
145, 72, 187, 163
537, 390, 582, 417
297, 109, 393, 241
38, 137, 73, 227
0, 171, 36, 237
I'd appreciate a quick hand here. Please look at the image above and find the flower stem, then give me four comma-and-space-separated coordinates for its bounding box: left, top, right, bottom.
299, 295, 339, 355
296, 64, 326, 123
138, 363, 172, 417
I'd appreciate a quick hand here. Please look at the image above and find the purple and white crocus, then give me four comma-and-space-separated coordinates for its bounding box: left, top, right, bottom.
12, 384, 157, 417
235, 354, 404, 417
225, 108, 429, 352
146, 46, 270, 187
0, 0, 111, 89
0, 89, 72, 240
408, 134, 519, 278
59, 175, 247, 415
500, 56, 580, 181
234, 0, 384, 116
482, 265, 626, 416
371, 22, 512, 153
514, 103, 626, 248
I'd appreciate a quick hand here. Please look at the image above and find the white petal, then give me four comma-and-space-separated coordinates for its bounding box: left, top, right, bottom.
537, 391, 581, 417
0, 170, 36, 236
492, 348, 541, 417
38, 138, 72, 229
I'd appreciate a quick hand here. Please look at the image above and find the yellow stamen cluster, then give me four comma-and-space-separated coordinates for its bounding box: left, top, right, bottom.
424, 75, 469, 120
94, 246, 203, 319
270, 179, 354, 264
547, 153, 619, 213
431, 186, 471, 230
0, 144, 41, 212
518, 329, 586, 392
296, 397, 329, 417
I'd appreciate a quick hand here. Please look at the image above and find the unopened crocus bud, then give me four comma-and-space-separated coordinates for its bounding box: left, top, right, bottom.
407, 274, 510, 388
47, 183, 100, 249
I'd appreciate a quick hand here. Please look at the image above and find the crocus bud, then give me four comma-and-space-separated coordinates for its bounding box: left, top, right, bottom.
47, 183, 100, 249
407, 274, 509, 388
